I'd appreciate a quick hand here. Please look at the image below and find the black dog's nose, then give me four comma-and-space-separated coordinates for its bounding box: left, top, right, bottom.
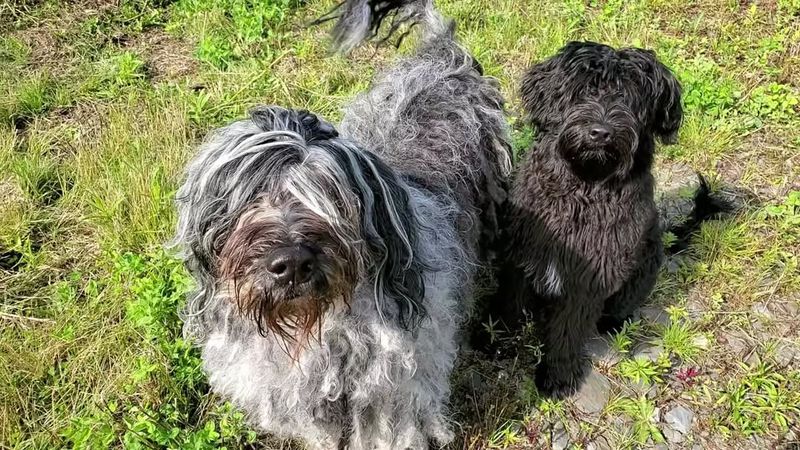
589, 125, 613, 144
265, 245, 317, 286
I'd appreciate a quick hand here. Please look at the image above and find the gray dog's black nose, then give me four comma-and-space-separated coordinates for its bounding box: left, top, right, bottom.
589, 125, 613, 144
266, 245, 317, 286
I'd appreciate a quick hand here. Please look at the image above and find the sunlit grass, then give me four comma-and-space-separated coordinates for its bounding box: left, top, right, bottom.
1, 0, 799, 447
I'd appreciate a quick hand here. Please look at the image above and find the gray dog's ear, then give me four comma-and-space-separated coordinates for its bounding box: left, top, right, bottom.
328, 144, 427, 329
623, 48, 683, 145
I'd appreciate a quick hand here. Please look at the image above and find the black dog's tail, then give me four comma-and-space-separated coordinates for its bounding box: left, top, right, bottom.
315, 0, 452, 53
666, 175, 734, 253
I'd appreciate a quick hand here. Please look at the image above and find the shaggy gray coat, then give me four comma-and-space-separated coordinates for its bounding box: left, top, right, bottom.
171, 1, 510, 448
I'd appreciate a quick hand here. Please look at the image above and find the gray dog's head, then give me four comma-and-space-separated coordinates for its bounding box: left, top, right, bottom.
521, 41, 682, 181
174, 106, 425, 349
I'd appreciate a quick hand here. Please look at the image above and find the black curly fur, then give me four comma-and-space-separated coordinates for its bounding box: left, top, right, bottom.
485, 42, 731, 399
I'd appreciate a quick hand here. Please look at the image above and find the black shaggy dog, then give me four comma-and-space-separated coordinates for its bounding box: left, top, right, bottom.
492, 41, 731, 398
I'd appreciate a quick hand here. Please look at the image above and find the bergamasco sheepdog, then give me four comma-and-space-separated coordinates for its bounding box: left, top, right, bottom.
171, 0, 511, 447
487, 41, 731, 398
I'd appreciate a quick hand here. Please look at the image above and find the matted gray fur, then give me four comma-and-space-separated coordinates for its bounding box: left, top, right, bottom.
170, 0, 511, 448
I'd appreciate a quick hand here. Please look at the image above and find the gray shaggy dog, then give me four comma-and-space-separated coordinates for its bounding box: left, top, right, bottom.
486, 41, 730, 398
171, 0, 511, 448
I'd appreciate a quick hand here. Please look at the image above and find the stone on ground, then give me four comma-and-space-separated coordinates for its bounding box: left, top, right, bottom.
664, 404, 694, 435
573, 370, 610, 415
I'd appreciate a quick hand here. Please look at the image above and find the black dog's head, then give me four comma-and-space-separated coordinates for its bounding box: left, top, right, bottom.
521, 41, 682, 181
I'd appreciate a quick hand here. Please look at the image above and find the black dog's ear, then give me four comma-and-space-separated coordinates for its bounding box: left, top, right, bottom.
652, 59, 683, 145
623, 48, 683, 144
520, 60, 555, 128
521, 42, 586, 130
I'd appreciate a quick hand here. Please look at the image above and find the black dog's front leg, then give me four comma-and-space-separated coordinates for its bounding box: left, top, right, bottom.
535, 293, 602, 398
598, 224, 663, 334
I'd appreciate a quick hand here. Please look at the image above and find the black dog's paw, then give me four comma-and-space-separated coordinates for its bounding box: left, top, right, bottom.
597, 315, 630, 335
534, 362, 586, 399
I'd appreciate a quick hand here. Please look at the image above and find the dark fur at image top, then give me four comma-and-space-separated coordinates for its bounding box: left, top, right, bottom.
490, 41, 732, 398
170, 0, 511, 448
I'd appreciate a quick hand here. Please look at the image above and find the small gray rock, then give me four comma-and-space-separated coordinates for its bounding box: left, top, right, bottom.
747, 434, 768, 448
745, 351, 761, 366
775, 343, 798, 366
587, 335, 622, 366
573, 370, 611, 415
468, 370, 487, 391
586, 436, 613, 450
655, 162, 698, 225
611, 415, 633, 434
692, 334, 710, 350
664, 257, 681, 274
664, 405, 694, 434
623, 379, 653, 397
552, 424, 569, 450
652, 406, 662, 422
686, 297, 705, 319
724, 334, 750, 357
663, 426, 685, 444
646, 383, 660, 400
783, 298, 799, 317
752, 302, 772, 318
637, 306, 671, 327
565, 419, 581, 439
633, 344, 664, 362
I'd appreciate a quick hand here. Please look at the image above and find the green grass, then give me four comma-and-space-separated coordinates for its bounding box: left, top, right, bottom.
618, 355, 670, 385
715, 362, 800, 437
607, 396, 665, 446
609, 320, 642, 354
1, 0, 799, 448
660, 321, 703, 361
